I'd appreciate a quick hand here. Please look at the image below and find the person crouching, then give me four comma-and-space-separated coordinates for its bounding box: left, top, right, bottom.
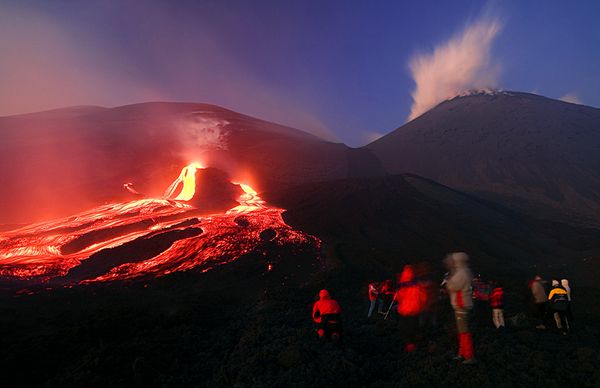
312, 289, 342, 341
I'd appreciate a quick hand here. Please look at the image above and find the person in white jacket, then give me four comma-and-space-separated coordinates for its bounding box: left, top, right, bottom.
445, 252, 476, 364
561, 278, 573, 330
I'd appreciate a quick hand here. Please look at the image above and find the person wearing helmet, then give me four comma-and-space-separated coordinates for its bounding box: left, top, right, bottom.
445, 252, 476, 365
312, 289, 342, 340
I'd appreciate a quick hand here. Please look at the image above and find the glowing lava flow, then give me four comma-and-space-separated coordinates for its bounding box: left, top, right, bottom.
163, 162, 204, 200
0, 164, 319, 284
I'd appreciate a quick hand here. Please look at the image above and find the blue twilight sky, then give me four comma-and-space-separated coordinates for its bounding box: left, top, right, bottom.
1, 0, 599, 146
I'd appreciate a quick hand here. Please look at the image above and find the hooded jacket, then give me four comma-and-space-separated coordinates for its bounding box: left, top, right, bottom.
446, 252, 473, 310
394, 265, 427, 316
312, 289, 341, 323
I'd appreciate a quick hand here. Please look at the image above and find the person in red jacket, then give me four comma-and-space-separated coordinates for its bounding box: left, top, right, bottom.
490, 283, 505, 329
312, 289, 342, 340
367, 282, 380, 319
394, 265, 428, 352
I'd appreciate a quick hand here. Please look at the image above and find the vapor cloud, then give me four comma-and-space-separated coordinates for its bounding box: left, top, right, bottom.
560, 93, 583, 105
408, 19, 502, 121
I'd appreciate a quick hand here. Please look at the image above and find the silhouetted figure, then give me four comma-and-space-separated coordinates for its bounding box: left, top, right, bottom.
367, 282, 380, 319
445, 252, 476, 364
529, 275, 547, 329
490, 283, 505, 329
472, 275, 492, 327
379, 279, 395, 315
312, 289, 342, 341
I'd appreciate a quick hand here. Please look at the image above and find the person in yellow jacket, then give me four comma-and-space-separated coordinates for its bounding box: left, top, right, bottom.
547, 279, 569, 335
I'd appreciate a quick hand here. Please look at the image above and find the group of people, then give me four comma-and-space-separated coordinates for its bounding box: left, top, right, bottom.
311, 252, 575, 365
529, 275, 574, 334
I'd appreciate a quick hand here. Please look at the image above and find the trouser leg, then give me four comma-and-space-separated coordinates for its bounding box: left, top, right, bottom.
368, 300, 376, 318
455, 309, 473, 359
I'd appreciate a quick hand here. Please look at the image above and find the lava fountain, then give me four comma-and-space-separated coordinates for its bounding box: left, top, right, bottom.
0, 163, 320, 285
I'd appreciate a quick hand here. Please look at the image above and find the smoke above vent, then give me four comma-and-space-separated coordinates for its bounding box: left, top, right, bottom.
408, 18, 502, 121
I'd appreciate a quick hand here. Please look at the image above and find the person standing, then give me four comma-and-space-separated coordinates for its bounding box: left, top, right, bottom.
561, 278, 574, 330
445, 252, 476, 364
490, 283, 505, 329
394, 265, 427, 352
529, 275, 547, 329
367, 282, 380, 319
547, 280, 569, 335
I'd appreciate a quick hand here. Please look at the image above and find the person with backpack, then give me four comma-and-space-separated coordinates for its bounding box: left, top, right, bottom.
312, 289, 343, 341
445, 252, 476, 364
490, 282, 505, 329
547, 280, 569, 335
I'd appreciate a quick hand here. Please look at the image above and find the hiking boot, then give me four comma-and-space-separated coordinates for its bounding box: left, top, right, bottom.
462, 358, 477, 365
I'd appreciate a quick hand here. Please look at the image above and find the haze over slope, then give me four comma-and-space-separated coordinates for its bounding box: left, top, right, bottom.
0, 103, 384, 224
367, 91, 600, 224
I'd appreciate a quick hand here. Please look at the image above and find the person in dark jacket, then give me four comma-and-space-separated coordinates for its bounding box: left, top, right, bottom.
445, 252, 476, 364
547, 280, 569, 335
490, 283, 505, 329
312, 289, 342, 340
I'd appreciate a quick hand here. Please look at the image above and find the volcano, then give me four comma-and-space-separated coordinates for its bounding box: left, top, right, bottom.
366, 91, 600, 225
0, 103, 384, 225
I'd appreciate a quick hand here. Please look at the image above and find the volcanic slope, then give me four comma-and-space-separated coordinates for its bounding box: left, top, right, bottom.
366, 91, 600, 225
0, 103, 384, 224
265, 174, 600, 286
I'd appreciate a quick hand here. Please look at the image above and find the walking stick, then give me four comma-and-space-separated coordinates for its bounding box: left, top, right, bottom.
384, 298, 395, 320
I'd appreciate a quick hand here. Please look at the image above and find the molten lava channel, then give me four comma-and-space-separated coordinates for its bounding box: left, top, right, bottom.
0, 164, 320, 284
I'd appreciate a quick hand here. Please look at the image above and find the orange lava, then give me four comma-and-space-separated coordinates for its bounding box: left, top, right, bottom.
0, 164, 319, 284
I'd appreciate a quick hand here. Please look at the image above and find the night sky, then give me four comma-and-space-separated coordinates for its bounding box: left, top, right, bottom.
1, 0, 599, 146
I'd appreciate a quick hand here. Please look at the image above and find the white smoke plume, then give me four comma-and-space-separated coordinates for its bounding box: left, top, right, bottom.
177, 113, 230, 150
408, 19, 502, 121
560, 93, 583, 105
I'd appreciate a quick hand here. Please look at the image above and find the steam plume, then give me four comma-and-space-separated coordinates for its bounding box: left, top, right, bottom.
560, 93, 583, 105
408, 19, 502, 121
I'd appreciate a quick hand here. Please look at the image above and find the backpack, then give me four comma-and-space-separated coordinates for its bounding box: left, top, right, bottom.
552, 292, 569, 312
